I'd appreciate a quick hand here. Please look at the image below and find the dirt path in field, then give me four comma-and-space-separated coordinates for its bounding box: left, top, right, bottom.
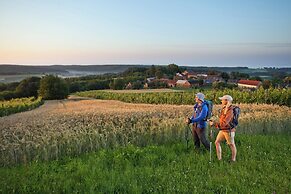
0, 95, 191, 130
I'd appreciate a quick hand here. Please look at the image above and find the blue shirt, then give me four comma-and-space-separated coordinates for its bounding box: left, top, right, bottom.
190, 102, 208, 128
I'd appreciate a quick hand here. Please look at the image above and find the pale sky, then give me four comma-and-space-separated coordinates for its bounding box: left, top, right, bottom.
0, 0, 291, 67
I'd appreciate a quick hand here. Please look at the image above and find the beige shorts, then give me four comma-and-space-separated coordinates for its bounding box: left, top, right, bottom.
216, 131, 235, 145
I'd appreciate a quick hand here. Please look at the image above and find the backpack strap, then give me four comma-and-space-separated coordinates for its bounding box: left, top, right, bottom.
201, 102, 208, 121
194, 103, 207, 121
229, 105, 237, 130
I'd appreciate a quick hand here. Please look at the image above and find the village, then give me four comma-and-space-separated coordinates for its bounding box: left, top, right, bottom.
125, 70, 262, 90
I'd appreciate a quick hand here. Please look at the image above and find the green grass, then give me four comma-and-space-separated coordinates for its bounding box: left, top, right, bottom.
0, 134, 290, 193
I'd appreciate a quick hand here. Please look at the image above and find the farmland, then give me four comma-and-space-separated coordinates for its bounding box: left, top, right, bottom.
0, 96, 290, 193
75, 87, 291, 106
0, 97, 44, 117
1, 96, 290, 166
103, 88, 181, 93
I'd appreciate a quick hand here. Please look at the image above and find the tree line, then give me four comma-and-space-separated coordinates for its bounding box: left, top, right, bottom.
1, 64, 290, 100
0, 75, 68, 100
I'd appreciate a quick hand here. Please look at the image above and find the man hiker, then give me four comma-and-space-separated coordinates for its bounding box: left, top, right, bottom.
185, 93, 210, 151
210, 95, 237, 162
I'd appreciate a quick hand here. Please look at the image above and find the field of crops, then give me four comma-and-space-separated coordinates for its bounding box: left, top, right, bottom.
104, 88, 181, 93
75, 87, 291, 106
0, 97, 44, 117
0, 96, 290, 192
0, 96, 290, 167
0, 95, 291, 192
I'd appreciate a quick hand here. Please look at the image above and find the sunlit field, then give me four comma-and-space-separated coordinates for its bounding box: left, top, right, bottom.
0, 96, 290, 193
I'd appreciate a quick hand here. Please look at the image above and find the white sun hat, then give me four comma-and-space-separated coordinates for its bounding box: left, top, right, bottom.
218, 95, 233, 102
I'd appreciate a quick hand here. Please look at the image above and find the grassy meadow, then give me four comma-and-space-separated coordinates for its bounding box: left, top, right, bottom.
0, 93, 290, 193
0, 135, 290, 193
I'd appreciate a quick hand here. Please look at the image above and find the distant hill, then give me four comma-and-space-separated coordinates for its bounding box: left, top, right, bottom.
0, 65, 68, 75
182, 66, 291, 76
50, 65, 141, 72
0, 64, 141, 75
1, 64, 290, 77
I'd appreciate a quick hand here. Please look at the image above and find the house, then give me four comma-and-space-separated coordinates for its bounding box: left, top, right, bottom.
146, 77, 156, 83
125, 82, 132, 89
176, 80, 191, 88
174, 73, 187, 81
176, 73, 184, 77
187, 72, 197, 79
182, 70, 189, 76
204, 75, 223, 84
188, 79, 203, 87
196, 74, 208, 79
182, 71, 198, 79
144, 83, 149, 88
157, 78, 176, 87
238, 80, 261, 89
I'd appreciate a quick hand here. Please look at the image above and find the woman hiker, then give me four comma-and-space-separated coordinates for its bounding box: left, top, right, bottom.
210, 95, 237, 162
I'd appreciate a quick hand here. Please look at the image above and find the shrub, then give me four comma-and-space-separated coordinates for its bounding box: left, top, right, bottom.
38, 75, 69, 100
16, 77, 41, 97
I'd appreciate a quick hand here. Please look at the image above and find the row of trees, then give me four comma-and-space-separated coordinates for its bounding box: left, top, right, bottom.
65, 64, 183, 91
121, 64, 182, 79
0, 77, 41, 100
0, 75, 69, 100
1, 64, 290, 100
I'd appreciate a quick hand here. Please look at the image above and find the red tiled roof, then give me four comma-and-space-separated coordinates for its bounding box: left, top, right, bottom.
238, 80, 261, 86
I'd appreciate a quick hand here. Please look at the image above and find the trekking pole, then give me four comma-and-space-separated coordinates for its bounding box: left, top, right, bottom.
209, 129, 212, 163
185, 119, 192, 150
208, 120, 214, 163
185, 123, 190, 149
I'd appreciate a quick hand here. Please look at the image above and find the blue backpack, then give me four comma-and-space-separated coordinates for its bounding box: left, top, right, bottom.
203, 100, 213, 121
229, 105, 240, 129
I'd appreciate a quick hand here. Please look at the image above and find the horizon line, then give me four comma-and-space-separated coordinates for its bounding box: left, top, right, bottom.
0, 63, 290, 69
